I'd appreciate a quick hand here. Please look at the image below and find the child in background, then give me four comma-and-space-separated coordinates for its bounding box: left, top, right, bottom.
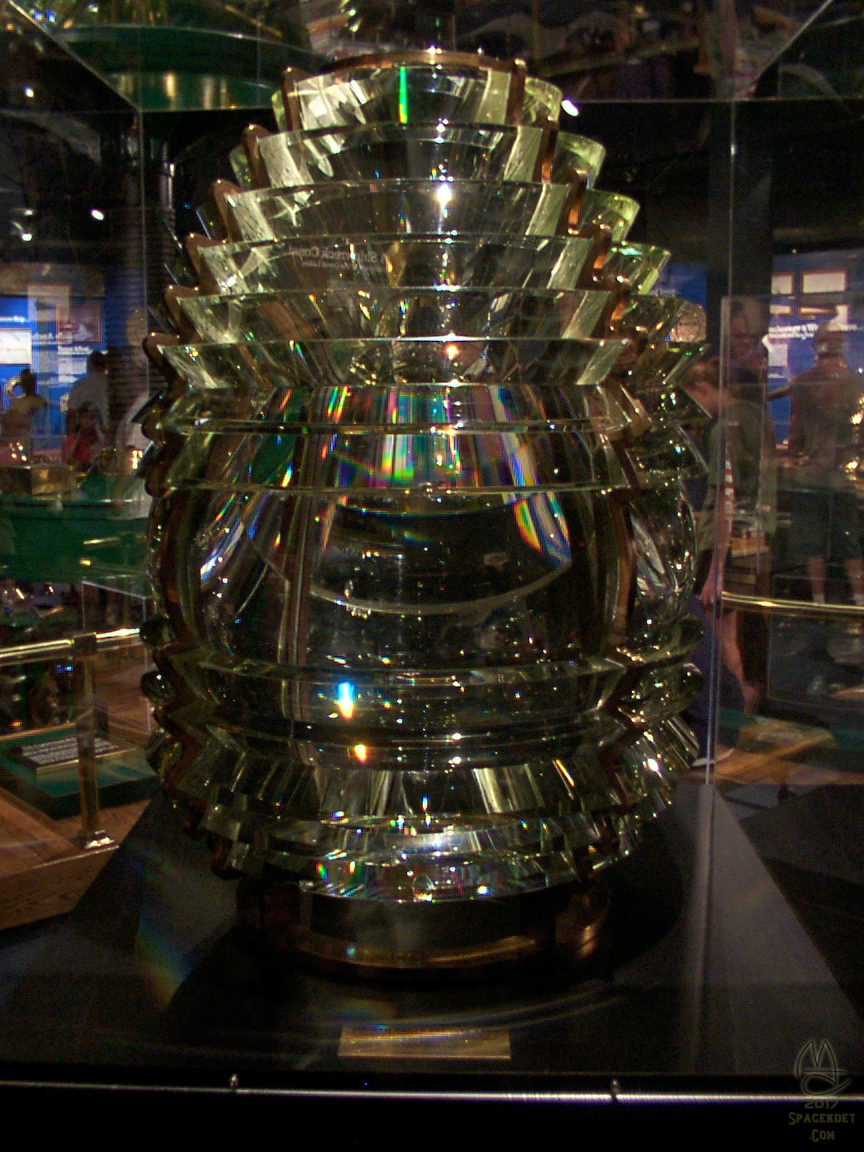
63, 402, 104, 469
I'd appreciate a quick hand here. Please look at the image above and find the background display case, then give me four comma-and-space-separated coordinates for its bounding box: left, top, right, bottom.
1, 0, 863, 1126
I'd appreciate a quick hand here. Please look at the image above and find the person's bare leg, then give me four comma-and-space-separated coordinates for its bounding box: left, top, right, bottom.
844, 555, 864, 603
806, 555, 827, 601
719, 608, 760, 711
719, 609, 745, 687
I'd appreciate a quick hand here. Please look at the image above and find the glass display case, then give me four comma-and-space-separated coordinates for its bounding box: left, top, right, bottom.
0, 0, 862, 1127
709, 287, 864, 1055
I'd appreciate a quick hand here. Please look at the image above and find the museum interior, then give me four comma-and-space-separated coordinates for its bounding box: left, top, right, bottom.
0, 0, 863, 1124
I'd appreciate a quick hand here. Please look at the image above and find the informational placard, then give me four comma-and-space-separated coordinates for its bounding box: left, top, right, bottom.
7, 728, 129, 776
0, 327, 33, 365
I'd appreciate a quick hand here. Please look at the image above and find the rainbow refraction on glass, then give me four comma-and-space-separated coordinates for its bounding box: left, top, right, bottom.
141, 52, 702, 974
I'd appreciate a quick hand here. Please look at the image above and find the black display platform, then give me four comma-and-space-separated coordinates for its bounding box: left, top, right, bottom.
0, 781, 861, 1104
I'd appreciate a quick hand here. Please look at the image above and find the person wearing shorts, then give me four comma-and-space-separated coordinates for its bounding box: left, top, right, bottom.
788, 327, 864, 606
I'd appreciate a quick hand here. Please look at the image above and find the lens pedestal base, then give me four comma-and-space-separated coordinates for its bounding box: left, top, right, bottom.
236, 876, 609, 979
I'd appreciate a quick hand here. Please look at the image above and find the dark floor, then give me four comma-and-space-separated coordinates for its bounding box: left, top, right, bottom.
2, 779, 862, 1021
0, 914, 65, 1012
718, 778, 864, 1021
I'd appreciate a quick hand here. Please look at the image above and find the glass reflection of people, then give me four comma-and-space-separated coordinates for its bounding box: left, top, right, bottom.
685, 358, 767, 709
788, 326, 864, 608
685, 361, 737, 657
727, 299, 768, 404
726, 305, 777, 704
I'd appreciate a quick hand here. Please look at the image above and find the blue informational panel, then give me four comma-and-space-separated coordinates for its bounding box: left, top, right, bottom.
0, 291, 103, 437
0, 297, 33, 372
657, 261, 708, 309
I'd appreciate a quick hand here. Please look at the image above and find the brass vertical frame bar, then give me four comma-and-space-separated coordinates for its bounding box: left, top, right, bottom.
72, 632, 109, 847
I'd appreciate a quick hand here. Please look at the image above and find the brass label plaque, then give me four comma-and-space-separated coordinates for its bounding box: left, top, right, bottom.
338, 1026, 511, 1062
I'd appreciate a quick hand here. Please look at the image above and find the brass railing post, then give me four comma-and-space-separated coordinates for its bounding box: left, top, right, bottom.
72, 631, 113, 849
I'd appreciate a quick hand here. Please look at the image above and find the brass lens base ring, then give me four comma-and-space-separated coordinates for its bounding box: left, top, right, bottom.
236, 877, 609, 980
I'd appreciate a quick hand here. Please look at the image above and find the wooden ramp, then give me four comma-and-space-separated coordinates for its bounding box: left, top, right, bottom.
715, 715, 864, 789
0, 642, 155, 930
0, 787, 150, 931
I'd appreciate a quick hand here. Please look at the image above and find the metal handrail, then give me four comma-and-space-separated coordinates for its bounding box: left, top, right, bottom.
0, 625, 144, 848
0, 626, 140, 669
722, 593, 864, 621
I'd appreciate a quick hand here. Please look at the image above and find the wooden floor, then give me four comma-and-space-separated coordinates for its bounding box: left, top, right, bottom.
0, 790, 151, 931
713, 714, 864, 789
0, 646, 153, 932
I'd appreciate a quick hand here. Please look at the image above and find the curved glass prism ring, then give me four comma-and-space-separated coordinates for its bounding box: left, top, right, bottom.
141, 50, 703, 976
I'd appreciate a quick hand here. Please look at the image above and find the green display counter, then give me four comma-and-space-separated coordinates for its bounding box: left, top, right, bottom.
0, 475, 149, 587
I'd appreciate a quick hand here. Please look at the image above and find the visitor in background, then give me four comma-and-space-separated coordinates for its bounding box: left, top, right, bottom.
8, 368, 48, 432
0, 368, 46, 459
788, 325, 864, 607
63, 402, 104, 469
66, 350, 108, 434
